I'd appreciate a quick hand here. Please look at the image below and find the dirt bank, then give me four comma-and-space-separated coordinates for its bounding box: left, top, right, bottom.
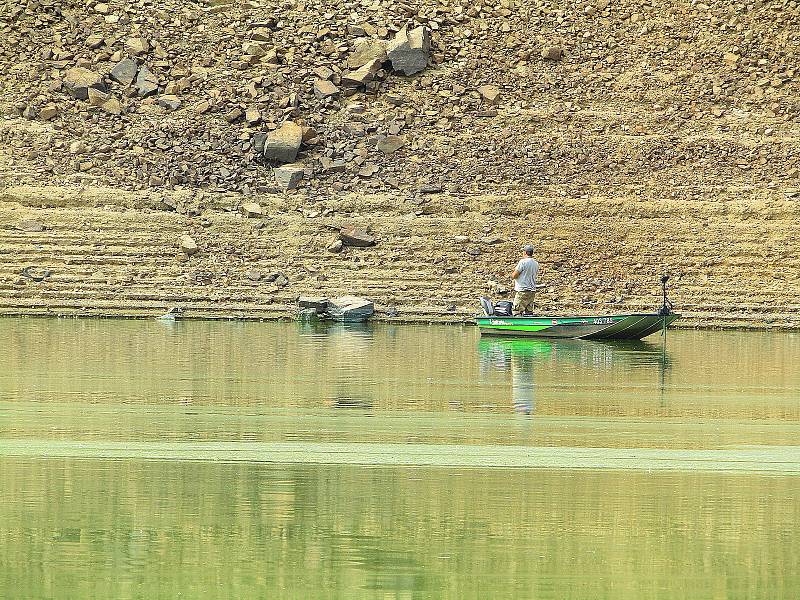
1, 0, 798, 327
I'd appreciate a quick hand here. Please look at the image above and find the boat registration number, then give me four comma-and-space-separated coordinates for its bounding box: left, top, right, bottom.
593, 318, 614, 325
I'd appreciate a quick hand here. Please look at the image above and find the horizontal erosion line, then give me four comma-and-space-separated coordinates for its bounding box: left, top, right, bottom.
1, 441, 799, 474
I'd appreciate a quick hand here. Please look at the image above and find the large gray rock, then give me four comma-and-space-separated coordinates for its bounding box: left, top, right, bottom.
263, 122, 303, 163
110, 58, 138, 86
386, 26, 430, 75
327, 296, 375, 322
135, 65, 159, 97
63, 67, 107, 100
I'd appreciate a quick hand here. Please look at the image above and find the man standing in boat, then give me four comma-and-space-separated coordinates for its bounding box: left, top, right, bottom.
511, 244, 540, 315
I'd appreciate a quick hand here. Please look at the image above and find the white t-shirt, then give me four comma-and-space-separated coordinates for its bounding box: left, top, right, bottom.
514, 258, 539, 291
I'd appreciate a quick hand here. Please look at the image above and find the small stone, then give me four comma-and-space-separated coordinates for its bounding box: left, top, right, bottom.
63, 67, 107, 100
245, 269, 263, 282
125, 37, 150, 56
240, 202, 263, 218
273, 273, 289, 287
541, 45, 563, 60
314, 79, 339, 99
135, 65, 159, 97
179, 235, 198, 255
327, 239, 343, 253
376, 135, 406, 154
386, 26, 431, 75
39, 105, 58, 121
245, 107, 260, 125
273, 165, 304, 190
85, 34, 105, 49
110, 58, 138, 86
339, 226, 375, 247
477, 85, 501, 104
263, 121, 303, 163
69, 141, 87, 155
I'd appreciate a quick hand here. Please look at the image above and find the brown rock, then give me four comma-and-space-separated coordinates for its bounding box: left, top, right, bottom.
126, 37, 150, 56
377, 135, 406, 154
342, 59, 382, 87
240, 202, 263, 217
263, 121, 303, 163
179, 235, 199, 255
314, 79, 339, 99
348, 39, 387, 69
339, 226, 375, 247
63, 67, 107, 100
39, 104, 58, 121
541, 45, 563, 60
477, 85, 501, 104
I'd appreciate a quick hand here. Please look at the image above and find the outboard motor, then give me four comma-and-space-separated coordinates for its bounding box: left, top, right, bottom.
493, 301, 513, 316
658, 274, 674, 316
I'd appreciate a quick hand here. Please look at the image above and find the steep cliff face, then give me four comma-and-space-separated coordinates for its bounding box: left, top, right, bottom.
1, 0, 798, 325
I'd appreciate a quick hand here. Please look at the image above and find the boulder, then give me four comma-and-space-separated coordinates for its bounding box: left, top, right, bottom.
179, 235, 198, 255
274, 164, 304, 190
386, 26, 430, 75
326, 296, 375, 322
63, 67, 107, 100
298, 296, 329, 311
263, 121, 303, 163
135, 65, 159, 97
339, 226, 375, 247
110, 58, 138, 86
240, 202, 263, 217
348, 39, 386, 68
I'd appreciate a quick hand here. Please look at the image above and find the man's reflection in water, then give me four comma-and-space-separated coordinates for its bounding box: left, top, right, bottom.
511, 350, 534, 415
478, 340, 541, 417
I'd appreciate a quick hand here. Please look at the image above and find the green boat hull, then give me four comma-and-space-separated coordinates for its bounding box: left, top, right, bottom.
476, 313, 680, 340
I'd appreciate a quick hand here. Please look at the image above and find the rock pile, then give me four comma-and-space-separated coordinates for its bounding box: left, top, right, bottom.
0, 0, 797, 203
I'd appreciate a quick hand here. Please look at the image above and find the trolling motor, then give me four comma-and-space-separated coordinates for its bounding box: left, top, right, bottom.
658, 274, 674, 316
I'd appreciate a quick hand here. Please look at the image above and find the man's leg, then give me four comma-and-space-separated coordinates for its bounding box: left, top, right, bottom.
512, 292, 524, 315
521, 292, 535, 315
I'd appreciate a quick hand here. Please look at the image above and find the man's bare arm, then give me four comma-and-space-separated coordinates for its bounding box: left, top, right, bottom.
511, 269, 520, 280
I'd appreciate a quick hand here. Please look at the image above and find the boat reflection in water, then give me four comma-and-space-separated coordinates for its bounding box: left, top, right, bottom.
478, 337, 672, 416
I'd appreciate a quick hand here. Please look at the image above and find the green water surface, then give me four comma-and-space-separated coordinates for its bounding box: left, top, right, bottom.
0, 319, 798, 599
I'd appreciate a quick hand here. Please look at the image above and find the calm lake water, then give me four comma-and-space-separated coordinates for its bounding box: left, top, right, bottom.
1, 318, 798, 599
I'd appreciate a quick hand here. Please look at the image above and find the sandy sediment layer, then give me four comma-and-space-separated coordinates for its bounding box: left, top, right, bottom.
1, 185, 798, 329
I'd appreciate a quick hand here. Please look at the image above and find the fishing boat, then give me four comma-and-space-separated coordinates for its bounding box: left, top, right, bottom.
476, 276, 680, 340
